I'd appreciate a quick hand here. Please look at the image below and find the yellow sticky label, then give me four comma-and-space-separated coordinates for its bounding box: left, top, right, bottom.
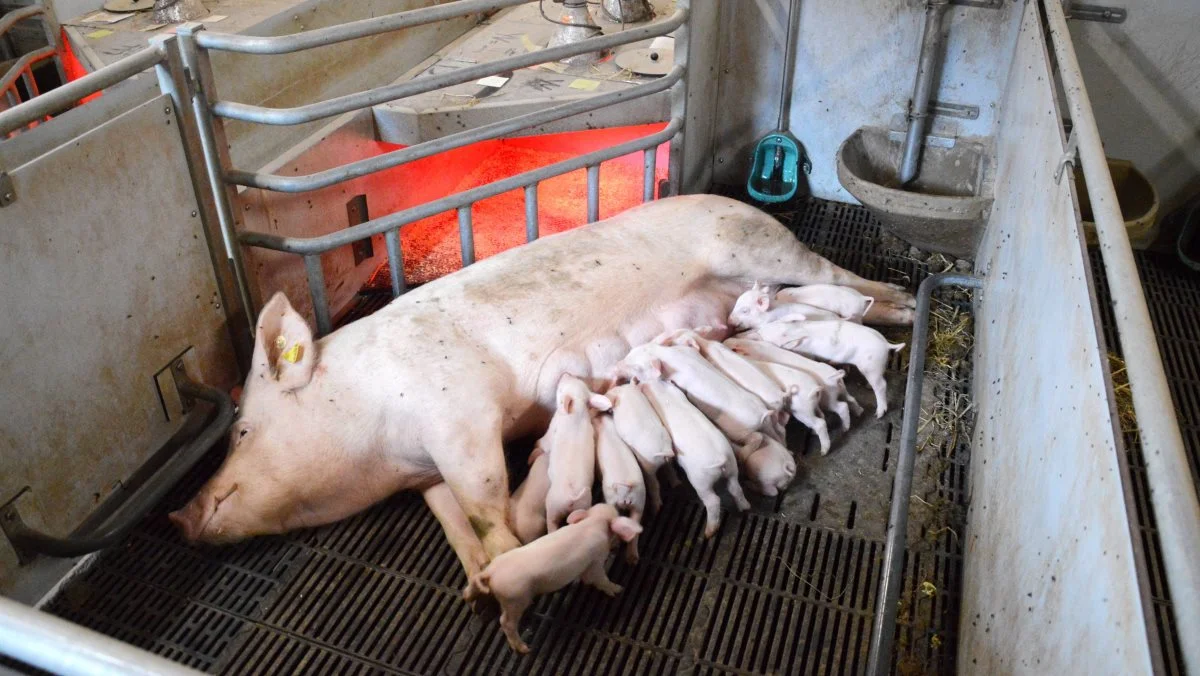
281, 343, 304, 364
537, 62, 567, 74
86, 29, 114, 39
568, 78, 600, 91
521, 34, 542, 53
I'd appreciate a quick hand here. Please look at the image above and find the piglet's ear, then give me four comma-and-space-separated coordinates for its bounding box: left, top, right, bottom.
252, 292, 317, 392
648, 358, 664, 380
754, 293, 771, 312
566, 509, 589, 525
561, 393, 577, 415
589, 394, 612, 412
610, 517, 643, 543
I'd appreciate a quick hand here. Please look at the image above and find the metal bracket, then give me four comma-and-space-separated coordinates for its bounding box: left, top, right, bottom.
948, 0, 1004, 9
1065, 3, 1127, 23
929, 100, 980, 120
1055, 129, 1079, 184
0, 171, 15, 207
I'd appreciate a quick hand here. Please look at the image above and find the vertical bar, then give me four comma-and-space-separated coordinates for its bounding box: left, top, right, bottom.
458, 205, 475, 266
643, 147, 657, 202
304, 254, 332, 336
524, 183, 539, 242
176, 24, 257, 342
1044, 2, 1200, 670
586, 164, 600, 224
666, 0, 690, 196
384, 228, 406, 297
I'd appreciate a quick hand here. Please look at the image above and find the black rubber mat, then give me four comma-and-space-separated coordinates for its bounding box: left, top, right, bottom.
1090, 248, 1195, 676
36, 197, 972, 675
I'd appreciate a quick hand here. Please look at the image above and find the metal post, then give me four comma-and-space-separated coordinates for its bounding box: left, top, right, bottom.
586, 164, 600, 223
643, 148, 657, 202
865, 272, 981, 676
666, 0, 690, 196
525, 183, 539, 242
176, 24, 257, 339
458, 205, 475, 266
303, 254, 331, 336
1044, 2, 1200, 671
384, 228, 406, 297
898, 1, 950, 186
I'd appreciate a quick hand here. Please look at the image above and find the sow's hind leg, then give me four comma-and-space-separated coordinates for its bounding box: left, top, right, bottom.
706, 202, 916, 323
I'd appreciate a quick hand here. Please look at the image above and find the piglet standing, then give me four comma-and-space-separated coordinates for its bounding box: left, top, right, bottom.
606, 384, 673, 514
725, 337, 863, 427
463, 503, 642, 654
508, 446, 551, 545
754, 320, 905, 418
639, 375, 751, 537
542, 375, 612, 532
594, 414, 647, 564
748, 359, 832, 455
734, 432, 798, 496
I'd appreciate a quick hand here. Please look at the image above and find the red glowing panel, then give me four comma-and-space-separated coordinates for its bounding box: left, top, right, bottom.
366, 124, 669, 288
59, 30, 102, 105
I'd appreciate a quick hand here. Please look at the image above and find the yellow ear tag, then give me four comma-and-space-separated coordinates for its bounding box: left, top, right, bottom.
281, 342, 304, 364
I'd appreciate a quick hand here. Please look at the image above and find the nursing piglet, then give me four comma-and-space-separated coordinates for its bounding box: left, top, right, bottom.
594, 414, 647, 564
749, 360, 831, 455
776, 283, 874, 322
463, 503, 641, 654
616, 342, 772, 443
542, 375, 612, 532
606, 384, 672, 514
735, 432, 798, 496
508, 446, 550, 545
725, 337, 863, 427
729, 284, 840, 329
754, 321, 905, 417
639, 376, 750, 537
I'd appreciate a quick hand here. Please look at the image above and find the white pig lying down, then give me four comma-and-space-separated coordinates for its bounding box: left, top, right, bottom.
751, 320, 906, 418
168, 194, 916, 584
463, 503, 642, 654
734, 432, 797, 496
541, 375, 611, 533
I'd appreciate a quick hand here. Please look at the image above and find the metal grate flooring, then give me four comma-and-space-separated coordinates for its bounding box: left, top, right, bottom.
1089, 248, 1196, 676
34, 197, 972, 675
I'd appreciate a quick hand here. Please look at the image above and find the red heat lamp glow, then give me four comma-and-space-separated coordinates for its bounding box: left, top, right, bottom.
365, 123, 670, 289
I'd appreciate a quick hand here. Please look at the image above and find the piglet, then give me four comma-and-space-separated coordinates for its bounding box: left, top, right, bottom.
754, 321, 905, 418
463, 503, 641, 654
606, 384, 672, 514
508, 446, 550, 545
776, 283, 874, 322
735, 432, 798, 496
594, 414, 647, 564
657, 328, 791, 412
729, 284, 840, 329
725, 337, 863, 427
639, 375, 751, 537
542, 374, 612, 532
749, 359, 832, 455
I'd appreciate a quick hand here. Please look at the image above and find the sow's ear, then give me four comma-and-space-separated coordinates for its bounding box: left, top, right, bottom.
610, 516, 643, 543
252, 292, 317, 392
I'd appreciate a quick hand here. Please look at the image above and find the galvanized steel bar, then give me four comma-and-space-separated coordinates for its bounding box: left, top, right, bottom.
643, 147, 657, 202
304, 254, 332, 336
209, 9, 687, 126
385, 229, 406, 297
525, 184, 539, 242
586, 164, 600, 224
1, 374, 234, 558
898, 0, 950, 185
194, 0, 528, 54
177, 25, 257, 330
240, 117, 680, 255
666, 0, 690, 195
0, 44, 164, 136
865, 272, 981, 676
0, 5, 43, 36
458, 205, 475, 266
0, 595, 202, 675
1044, 2, 1200, 671
225, 67, 683, 193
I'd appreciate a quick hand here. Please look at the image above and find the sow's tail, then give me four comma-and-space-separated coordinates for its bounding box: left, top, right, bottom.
463, 571, 492, 601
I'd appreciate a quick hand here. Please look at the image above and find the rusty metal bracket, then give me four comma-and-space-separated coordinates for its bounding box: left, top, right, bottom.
0, 171, 15, 207
1066, 3, 1127, 23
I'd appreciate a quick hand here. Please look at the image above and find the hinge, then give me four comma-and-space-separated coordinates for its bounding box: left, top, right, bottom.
1055, 129, 1080, 184
1066, 3, 1127, 23
0, 171, 15, 207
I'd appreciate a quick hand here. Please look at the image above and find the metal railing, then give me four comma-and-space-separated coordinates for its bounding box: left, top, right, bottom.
1041, 2, 1200, 673
177, 0, 691, 335
0, 4, 65, 135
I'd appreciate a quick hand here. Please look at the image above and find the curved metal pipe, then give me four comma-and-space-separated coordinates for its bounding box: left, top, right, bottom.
898, 1, 950, 186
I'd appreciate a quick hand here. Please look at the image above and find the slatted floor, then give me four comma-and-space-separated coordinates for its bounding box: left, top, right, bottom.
1090, 248, 1195, 675
33, 197, 973, 675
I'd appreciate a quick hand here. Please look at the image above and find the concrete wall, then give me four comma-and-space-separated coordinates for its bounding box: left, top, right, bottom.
1070, 0, 1200, 217
712, 0, 1022, 202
